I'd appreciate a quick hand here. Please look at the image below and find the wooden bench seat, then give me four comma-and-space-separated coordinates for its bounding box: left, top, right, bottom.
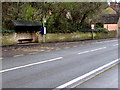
18, 39, 33, 43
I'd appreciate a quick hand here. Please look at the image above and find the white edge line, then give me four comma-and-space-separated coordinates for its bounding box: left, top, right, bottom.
78, 47, 106, 55
56, 58, 119, 88
0, 57, 63, 73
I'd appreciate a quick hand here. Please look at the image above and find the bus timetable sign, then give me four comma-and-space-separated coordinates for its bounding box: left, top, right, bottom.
42, 27, 46, 35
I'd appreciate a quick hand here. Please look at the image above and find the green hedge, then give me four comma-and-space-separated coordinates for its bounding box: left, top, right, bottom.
79, 28, 108, 33
0, 30, 15, 33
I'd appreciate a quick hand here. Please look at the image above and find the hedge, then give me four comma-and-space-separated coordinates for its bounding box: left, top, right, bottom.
0, 30, 15, 33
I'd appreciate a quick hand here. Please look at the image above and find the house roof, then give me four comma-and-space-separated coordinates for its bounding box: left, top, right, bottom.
101, 14, 119, 24
12, 20, 42, 26
104, 7, 117, 14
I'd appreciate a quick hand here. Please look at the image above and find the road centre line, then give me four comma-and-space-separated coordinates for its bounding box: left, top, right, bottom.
56, 58, 119, 88
113, 44, 119, 46
0, 57, 63, 73
78, 47, 106, 55
2, 47, 106, 72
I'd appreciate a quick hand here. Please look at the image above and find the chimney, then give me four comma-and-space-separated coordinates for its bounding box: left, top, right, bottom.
110, 2, 120, 8
115, 4, 119, 8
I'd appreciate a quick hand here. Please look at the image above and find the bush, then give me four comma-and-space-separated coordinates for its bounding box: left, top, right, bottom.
94, 28, 108, 33
0, 30, 15, 33
78, 28, 108, 33
78, 29, 91, 32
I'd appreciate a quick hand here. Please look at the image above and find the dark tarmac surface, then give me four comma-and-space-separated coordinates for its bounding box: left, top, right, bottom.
2, 38, 118, 88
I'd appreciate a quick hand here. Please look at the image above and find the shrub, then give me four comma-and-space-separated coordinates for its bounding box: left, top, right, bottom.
78, 29, 91, 33
0, 30, 15, 33
79, 28, 108, 33
94, 28, 108, 33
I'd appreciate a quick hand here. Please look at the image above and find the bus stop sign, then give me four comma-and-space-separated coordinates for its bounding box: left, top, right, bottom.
42, 27, 46, 35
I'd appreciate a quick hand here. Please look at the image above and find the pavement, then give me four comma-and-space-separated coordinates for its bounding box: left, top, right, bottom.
1, 38, 119, 88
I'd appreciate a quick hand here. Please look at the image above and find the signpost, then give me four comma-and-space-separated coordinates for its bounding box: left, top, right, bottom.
42, 10, 52, 42
91, 24, 94, 29
91, 24, 95, 39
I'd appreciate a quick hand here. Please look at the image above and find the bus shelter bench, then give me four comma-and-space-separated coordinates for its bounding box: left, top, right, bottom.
18, 39, 33, 43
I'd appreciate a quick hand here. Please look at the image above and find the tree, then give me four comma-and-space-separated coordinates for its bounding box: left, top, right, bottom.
2, 2, 108, 33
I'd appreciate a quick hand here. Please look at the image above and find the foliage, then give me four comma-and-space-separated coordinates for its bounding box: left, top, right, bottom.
94, 28, 108, 33
0, 30, 15, 33
22, 4, 36, 20
2, 2, 108, 33
78, 28, 108, 33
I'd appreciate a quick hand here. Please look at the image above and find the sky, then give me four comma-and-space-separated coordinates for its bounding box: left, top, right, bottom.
110, 0, 120, 2
107, 0, 120, 5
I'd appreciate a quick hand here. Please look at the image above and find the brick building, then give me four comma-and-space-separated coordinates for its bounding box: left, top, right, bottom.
102, 14, 119, 31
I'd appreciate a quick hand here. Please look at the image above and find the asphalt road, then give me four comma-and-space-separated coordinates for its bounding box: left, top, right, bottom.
76, 64, 118, 88
2, 38, 116, 59
2, 39, 118, 88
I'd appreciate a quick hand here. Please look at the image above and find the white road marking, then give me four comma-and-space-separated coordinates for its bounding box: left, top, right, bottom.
0, 47, 106, 73
78, 51, 90, 55
96, 40, 117, 44
0, 57, 63, 73
113, 44, 119, 46
56, 58, 119, 88
78, 47, 106, 55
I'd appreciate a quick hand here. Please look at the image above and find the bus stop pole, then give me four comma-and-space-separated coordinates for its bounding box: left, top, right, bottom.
43, 18, 46, 43
43, 23, 45, 43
